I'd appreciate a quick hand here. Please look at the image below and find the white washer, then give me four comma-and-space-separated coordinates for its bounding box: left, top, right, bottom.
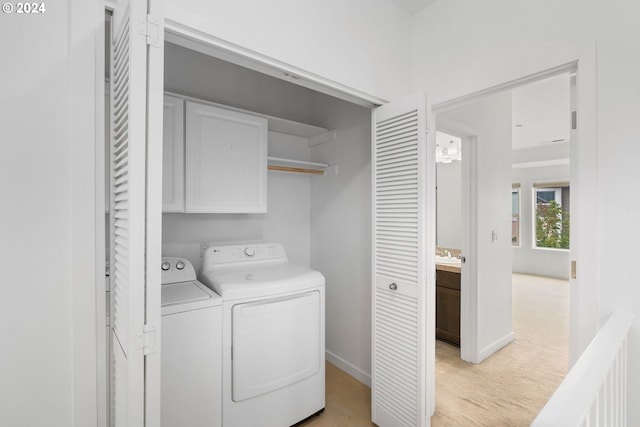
199, 243, 325, 427
161, 257, 222, 427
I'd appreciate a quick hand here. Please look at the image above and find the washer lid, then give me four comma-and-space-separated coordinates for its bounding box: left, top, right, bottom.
199, 263, 325, 300
161, 280, 222, 315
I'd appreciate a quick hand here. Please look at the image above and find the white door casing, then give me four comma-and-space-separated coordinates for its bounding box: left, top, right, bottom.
434, 115, 480, 363
372, 93, 432, 427
109, 0, 163, 425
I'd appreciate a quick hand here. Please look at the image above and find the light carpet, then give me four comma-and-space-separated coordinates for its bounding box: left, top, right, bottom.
431, 273, 569, 426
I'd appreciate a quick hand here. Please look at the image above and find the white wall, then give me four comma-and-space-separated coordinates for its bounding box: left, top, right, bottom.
164, 0, 413, 101
162, 131, 312, 271
164, 42, 318, 127
512, 163, 571, 279
441, 92, 514, 360
412, 0, 640, 422
595, 38, 640, 424
436, 161, 462, 249
310, 98, 372, 384
512, 74, 571, 149
0, 1, 98, 425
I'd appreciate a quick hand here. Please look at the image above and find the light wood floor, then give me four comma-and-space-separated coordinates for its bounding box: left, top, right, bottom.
299, 362, 375, 427
301, 274, 569, 426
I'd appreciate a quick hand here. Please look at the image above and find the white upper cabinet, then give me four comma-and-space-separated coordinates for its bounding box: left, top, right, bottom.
162, 95, 185, 212
185, 101, 268, 213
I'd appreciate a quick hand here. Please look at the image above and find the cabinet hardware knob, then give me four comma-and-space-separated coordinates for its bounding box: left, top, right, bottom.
389, 282, 398, 291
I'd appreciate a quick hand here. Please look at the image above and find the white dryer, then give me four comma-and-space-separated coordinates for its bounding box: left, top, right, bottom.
199, 243, 325, 427
161, 257, 222, 427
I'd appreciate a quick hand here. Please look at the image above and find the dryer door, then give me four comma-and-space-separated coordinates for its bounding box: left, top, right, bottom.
231, 291, 321, 402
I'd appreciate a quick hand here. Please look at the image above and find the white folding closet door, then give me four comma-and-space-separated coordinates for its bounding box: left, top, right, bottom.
109, 0, 163, 425
372, 93, 430, 427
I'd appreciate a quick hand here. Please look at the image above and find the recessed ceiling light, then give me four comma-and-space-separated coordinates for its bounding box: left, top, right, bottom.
514, 124, 524, 128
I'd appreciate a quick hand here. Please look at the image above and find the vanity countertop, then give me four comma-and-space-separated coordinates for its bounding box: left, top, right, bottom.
435, 248, 462, 273
436, 262, 461, 274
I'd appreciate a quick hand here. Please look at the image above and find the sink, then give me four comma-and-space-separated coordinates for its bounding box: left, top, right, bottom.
435, 255, 461, 265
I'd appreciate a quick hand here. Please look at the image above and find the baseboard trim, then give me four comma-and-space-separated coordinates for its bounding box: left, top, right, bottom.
325, 350, 371, 387
511, 269, 570, 281
479, 332, 515, 363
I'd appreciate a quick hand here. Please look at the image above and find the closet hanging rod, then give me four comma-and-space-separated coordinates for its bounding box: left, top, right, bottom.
267, 165, 325, 175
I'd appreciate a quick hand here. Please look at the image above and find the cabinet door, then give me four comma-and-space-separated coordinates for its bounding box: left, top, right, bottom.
162, 95, 185, 212
435, 285, 461, 346
185, 101, 268, 213
162, 306, 222, 427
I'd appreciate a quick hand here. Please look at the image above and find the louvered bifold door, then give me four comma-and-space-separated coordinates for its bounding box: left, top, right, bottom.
110, 0, 163, 425
372, 93, 429, 427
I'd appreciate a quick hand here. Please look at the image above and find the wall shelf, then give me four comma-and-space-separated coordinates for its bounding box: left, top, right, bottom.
164, 90, 331, 139
267, 156, 333, 175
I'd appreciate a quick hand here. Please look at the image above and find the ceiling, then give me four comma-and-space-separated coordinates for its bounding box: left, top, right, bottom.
389, 0, 438, 15
511, 74, 571, 150
437, 74, 572, 168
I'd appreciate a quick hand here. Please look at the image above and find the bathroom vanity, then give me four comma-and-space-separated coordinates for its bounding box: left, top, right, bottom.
435, 254, 461, 346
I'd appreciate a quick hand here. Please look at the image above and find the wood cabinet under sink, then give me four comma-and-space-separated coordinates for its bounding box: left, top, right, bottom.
436, 269, 461, 346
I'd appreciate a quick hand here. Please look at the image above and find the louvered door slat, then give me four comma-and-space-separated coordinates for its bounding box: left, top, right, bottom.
377, 159, 418, 171
376, 111, 418, 129
109, 0, 164, 424
377, 232, 417, 240
374, 287, 420, 426
378, 135, 418, 148
111, 11, 131, 359
377, 194, 418, 201
376, 202, 418, 208
377, 210, 419, 215
377, 177, 418, 186
377, 184, 418, 192
372, 93, 427, 427
376, 257, 417, 269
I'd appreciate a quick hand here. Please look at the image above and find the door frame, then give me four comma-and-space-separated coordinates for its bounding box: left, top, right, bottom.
163, 19, 386, 109
95, 4, 108, 427
433, 116, 480, 363
99, 0, 164, 425
95, 11, 392, 426
431, 54, 598, 367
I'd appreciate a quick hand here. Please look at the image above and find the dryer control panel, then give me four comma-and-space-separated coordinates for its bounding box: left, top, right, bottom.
201, 243, 288, 271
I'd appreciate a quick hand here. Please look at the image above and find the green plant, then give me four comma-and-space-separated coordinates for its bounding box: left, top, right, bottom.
535, 200, 570, 249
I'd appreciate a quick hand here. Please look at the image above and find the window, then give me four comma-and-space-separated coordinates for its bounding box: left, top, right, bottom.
512, 184, 520, 246
534, 182, 570, 249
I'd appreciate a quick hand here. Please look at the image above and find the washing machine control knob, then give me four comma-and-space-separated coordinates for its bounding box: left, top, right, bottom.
244, 247, 256, 257
161, 261, 171, 271
176, 261, 185, 270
